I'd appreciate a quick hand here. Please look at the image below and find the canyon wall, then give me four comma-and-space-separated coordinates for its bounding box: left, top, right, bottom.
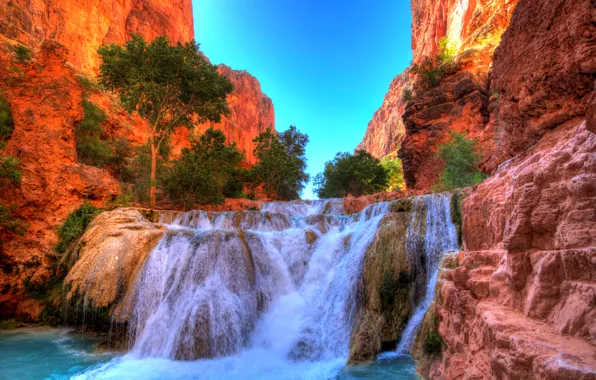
0, 1, 274, 318
414, 0, 596, 378
358, 0, 518, 179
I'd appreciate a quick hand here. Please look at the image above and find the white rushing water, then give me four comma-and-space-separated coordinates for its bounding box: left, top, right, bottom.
70, 196, 456, 379
394, 194, 458, 354
125, 199, 388, 363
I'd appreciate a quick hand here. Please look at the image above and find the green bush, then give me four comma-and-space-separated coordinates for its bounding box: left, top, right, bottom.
0, 319, 16, 330
314, 150, 388, 198
77, 75, 102, 92
75, 99, 111, 167
55, 203, 101, 255
424, 330, 444, 357
381, 155, 405, 191
434, 132, 486, 191
403, 87, 413, 102
164, 128, 244, 208
14, 44, 31, 62
0, 95, 14, 142
411, 37, 457, 93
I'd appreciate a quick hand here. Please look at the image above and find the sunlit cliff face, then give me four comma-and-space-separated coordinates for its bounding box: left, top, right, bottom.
0, 0, 194, 73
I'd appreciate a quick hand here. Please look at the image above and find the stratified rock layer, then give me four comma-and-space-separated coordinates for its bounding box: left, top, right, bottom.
423, 120, 596, 379
358, 0, 518, 162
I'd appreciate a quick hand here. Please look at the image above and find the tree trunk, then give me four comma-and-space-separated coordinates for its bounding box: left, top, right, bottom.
150, 144, 157, 208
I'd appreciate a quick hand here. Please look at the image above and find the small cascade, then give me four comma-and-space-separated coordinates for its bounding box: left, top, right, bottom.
395, 193, 458, 353
124, 200, 388, 361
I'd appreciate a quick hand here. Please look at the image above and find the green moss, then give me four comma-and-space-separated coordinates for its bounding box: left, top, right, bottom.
450, 190, 463, 245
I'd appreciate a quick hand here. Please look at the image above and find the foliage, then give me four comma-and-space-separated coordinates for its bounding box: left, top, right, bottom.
164, 128, 244, 208
381, 156, 405, 191
14, 44, 31, 62
411, 37, 457, 93
253, 126, 309, 200
434, 132, 486, 191
55, 203, 101, 255
0, 319, 16, 330
98, 35, 233, 207
402, 87, 413, 102
0, 95, 14, 142
314, 150, 388, 198
0, 204, 27, 238
0, 156, 21, 184
450, 189, 464, 245
75, 99, 111, 167
424, 330, 444, 357
77, 75, 102, 92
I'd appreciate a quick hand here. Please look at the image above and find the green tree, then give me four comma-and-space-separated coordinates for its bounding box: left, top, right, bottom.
381, 155, 405, 191
253, 126, 309, 200
164, 128, 244, 208
98, 35, 233, 207
314, 150, 389, 198
434, 132, 485, 191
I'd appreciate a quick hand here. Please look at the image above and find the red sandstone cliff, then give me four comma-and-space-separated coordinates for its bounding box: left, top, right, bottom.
0, 0, 194, 73
358, 0, 518, 173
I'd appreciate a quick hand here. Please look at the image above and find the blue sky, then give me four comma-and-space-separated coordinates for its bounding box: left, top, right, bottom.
193, 0, 412, 199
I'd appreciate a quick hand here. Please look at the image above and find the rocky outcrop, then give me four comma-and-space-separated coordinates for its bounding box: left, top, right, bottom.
65, 208, 166, 310
356, 73, 408, 158
422, 120, 596, 379
399, 51, 493, 189
486, 0, 596, 172
359, 0, 518, 165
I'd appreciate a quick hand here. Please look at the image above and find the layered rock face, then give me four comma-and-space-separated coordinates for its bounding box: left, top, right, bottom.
359, 0, 518, 183
426, 120, 596, 379
416, 0, 596, 377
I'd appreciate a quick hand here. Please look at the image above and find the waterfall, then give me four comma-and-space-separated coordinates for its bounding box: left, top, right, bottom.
123, 199, 389, 361
394, 194, 458, 354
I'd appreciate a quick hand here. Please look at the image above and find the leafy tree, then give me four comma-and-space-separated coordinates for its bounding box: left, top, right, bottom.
98, 35, 233, 207
381, 155, 405, 191
164, 128, 244, 208
75, 98, 112, 167
253, 126, 309, 200
314, 150, 389, 198
121, 141, 171, 205
434, 132, 485, 191
55, 203, 101, 255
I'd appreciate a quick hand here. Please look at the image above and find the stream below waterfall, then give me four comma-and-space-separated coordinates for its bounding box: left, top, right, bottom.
1, 195, 457, 379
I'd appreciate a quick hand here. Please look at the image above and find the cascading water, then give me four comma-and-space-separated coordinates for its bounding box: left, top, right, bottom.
117, 200, 389, 367
394, 194, 458, 354
71, 196, 455, 379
